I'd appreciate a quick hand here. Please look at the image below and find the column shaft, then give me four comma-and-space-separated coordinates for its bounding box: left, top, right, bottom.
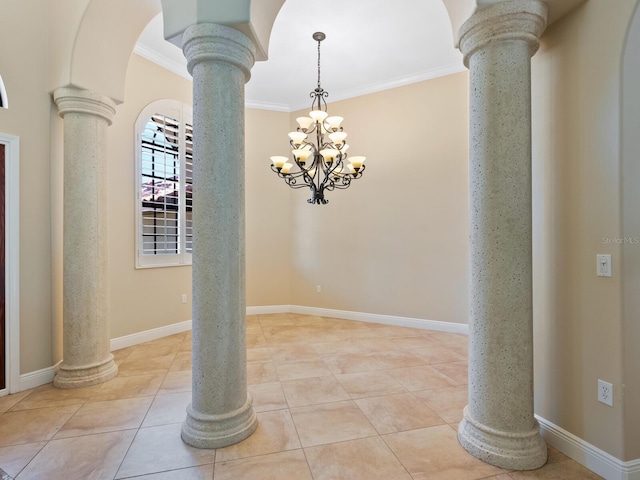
180, 23, 257, 449
53, 87, 118, 389
458, 0, 548, 470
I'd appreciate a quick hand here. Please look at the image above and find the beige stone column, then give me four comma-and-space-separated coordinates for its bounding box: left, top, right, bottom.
457, 0, 548, 470
53, 87, 118, 389
180, 23, 258, 448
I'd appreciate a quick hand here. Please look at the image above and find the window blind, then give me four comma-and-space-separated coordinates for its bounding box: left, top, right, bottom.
135, 100, 193, 268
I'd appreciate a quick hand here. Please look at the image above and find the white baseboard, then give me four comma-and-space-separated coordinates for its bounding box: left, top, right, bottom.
110, 319, 192, 351
246, 305, 290, 315
20, 365, 56, 391
536, 415, 640, 480
14, 306, 465, 393
12, 307, 639, 480
249, 307, 638, 479
292, 305, 468, 334
248, 304, 468, 334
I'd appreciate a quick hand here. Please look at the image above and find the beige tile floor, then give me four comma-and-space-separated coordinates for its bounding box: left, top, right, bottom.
0, 314, 603, 480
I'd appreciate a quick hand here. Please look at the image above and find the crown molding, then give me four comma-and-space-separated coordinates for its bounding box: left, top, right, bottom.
245, 99, 290, 112
134, 44, 465, 113
134, 43, 192, 81
287, 61, 466, 112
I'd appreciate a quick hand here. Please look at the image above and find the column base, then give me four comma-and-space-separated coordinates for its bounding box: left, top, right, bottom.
181, 396, 258, 449
458, 406, 547, 470
53, 354, 118, 389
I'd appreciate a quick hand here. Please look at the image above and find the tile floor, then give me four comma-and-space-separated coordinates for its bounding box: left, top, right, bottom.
0, 314, 603, 479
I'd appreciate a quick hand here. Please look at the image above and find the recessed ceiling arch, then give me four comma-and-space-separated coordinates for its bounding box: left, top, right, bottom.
55, 0, 471, 105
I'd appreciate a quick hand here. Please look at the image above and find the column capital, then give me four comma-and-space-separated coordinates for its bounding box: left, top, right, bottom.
459, 0, 547, 67
53, 87, 116, 125
182, 23, 256, 82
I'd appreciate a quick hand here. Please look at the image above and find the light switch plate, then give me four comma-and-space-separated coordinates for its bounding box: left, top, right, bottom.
597, 254, 612, 277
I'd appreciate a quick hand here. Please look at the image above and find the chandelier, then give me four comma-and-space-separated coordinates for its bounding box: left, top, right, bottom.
270, 32, 366, 205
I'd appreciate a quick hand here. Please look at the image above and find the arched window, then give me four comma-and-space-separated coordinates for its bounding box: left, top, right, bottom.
135, 100, 193, 268
0, 74, 8, 109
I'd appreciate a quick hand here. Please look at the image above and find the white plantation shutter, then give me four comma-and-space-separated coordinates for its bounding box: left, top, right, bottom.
135, 100, 193, 268
140, 114, 180, 256
185, 122, 193, 254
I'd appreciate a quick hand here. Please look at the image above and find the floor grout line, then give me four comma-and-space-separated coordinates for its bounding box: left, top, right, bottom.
0, 315, 602, 479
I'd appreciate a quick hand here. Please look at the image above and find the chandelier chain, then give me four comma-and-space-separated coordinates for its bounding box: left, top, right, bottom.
317, 38, 322, 90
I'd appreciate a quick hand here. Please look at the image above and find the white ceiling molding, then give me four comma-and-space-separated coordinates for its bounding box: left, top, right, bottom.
133, 41, 465, 112
244, 99, 291, 112
135, 0, 465, 112
287, 62, 467, 112
134, 43, 191, 81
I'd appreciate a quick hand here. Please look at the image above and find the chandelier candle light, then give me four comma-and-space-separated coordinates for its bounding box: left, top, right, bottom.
270, 32, 366, 205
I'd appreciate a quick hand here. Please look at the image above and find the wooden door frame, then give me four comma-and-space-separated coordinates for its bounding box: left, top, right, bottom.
0, 133, 19, 395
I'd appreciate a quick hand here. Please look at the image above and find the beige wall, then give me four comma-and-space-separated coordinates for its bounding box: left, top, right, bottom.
0, 1, 53, 374
246, 107, 292, 307
107, 54, 292, 338
289, 73, 469, 324
107, 55, 193, 339
532, 0, 638, 461
110, 58, 469, 333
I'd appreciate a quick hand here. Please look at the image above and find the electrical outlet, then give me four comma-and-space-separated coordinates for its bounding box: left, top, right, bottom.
598, 379, 613, 406
316, 285, 322, 294
181, 294, 187, 304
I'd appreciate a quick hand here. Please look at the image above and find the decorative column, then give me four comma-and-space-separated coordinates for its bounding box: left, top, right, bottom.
53, 87, 118, 388
457, 0, 548, 470
180, 24, 258, 448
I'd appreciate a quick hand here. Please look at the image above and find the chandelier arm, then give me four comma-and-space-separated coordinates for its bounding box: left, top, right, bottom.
290, 140, 314, 150
335, 174, 355, 188
320, 140, 343, 152
317, 164, 329, 187
301, 157, 319, 184
280, 169, 306, 179
290, 167, 316, 182
323, 181, 336, 193
300, 123, 318, 135
299, 154, 319, 174
323, 172, 350, 190
284, 179, 312, 189
271, 161, 322, 190
280, 169, 314, 190
327, 160, 341, 175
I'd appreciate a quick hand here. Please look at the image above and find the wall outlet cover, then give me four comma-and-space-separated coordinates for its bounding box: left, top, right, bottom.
598, 379, 613, 406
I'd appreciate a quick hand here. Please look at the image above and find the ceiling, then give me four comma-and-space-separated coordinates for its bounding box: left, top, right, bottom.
135, 0, 464, 112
